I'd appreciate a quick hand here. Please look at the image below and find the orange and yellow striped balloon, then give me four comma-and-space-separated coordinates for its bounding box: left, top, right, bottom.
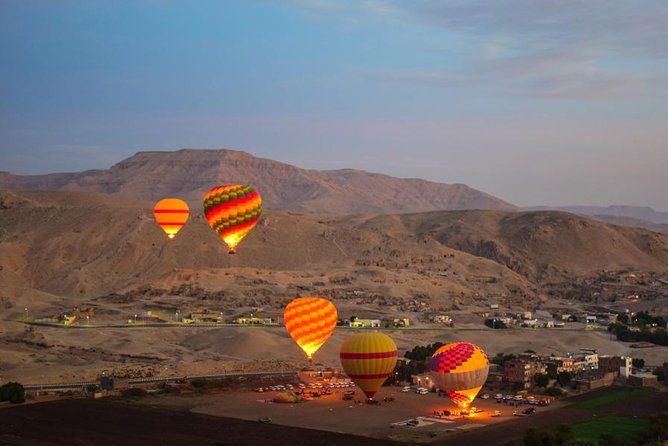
284, 297, 337, 362
202, 184, 262, 254
429, 342, 489, 408
153, 198, 189, 240
339, 332, 398, 400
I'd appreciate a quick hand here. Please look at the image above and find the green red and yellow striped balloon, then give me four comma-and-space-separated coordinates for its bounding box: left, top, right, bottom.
284, 297, 337, 362
153, 198, 189, 240
202, 184, 262, 254
429, 342, 489, 408
339, 332, 398, 400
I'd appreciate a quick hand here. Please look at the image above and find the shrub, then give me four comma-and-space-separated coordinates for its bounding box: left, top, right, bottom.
0, 382, 25, 404
123, 387, 147, 397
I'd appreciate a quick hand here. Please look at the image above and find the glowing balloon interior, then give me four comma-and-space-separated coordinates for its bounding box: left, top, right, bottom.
429, 342, 489, 408
202, 185, 262, 254
339, 332, 398, 400
153, 198, 189, 240
284, 297, 337, 362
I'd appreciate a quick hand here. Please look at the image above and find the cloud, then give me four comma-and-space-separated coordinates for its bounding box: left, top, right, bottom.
284, 0, 668, 99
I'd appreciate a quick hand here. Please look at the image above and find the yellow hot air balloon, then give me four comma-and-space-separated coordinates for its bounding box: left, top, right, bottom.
339, 332, 398, 400
284, 297, 337, 362
202, 185, 262, 254
153, 198, 189, 240
429, 342, 489, 408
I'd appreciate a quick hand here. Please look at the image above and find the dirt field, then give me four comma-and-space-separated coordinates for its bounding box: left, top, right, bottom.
137, 386, 566, 443
5, 320, 666, 386
0, 387, 665, 446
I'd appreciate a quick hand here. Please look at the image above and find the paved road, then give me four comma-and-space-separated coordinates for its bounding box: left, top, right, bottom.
24, 370, 298, 392
12, 319, 597, 333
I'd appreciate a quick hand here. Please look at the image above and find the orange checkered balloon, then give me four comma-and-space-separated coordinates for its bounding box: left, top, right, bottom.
284, 297, 337, 362
430, 342, 489, 408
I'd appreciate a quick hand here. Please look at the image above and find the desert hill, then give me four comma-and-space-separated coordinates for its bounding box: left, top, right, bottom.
3, 189, 668, 384
392, 210, 668, 280
0, 149, 516, 214
0, 190, 529, 302
527, 205, 668, 226
1, 190, 667, 309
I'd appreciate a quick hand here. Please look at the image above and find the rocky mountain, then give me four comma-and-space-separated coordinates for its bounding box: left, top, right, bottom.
0, 149, 516, 214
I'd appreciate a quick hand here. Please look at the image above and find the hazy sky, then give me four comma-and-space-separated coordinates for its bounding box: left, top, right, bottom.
1, 1, 667, 210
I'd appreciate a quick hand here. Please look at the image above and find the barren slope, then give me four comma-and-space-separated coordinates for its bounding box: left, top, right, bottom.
0, 149, 516, 213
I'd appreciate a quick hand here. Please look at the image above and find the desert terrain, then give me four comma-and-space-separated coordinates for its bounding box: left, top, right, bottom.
1, 181, 668, 384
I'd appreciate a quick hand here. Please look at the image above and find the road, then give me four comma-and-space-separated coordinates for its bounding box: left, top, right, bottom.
23, 370, 298, 392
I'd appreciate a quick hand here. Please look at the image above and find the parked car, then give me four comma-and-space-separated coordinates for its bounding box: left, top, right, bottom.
402, 386, 412, 392
523, 407, 536, 415
480, 393, 490, 399
495, 394, 503, 400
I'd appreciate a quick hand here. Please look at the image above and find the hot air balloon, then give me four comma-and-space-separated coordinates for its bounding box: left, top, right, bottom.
429, 342, 489, 408
284, 297, 337, 362
339, 332, 398, 400
153, 198, 189, 240
202, 185, 262, 254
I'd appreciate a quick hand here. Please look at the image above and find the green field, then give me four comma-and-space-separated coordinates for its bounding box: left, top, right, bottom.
570, 388, 650, 410
572, 415, 650, 442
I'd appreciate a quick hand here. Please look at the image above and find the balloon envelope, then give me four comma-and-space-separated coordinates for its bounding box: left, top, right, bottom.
339, 332, 398, 400
429, 342, 489, 408
284, 297, 337, 362
202, 185, 262, 254
153, 198, 189, 240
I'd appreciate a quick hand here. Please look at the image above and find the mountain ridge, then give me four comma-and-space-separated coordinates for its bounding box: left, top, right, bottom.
0, 148, 516, 214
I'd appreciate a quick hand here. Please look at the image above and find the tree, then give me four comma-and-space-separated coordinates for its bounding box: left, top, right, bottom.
556, 371, 572, 387
632, 358, 645, 368
553, 424, 573, 445
523, 428, 554, 446
484, 318, 506, 329
0, 382, 25, 404
617, 313, 630, 325
491, 353, 516, 367
543, 387, 563, 397
534, 373, 549, 388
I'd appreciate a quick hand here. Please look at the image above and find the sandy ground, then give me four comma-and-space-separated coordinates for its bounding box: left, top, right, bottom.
0, 386, 665, 446
138, 386, 566, 443
1, 321, 667, 385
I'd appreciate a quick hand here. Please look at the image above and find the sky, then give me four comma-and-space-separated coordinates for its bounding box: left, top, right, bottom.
1, 0, 667, 210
